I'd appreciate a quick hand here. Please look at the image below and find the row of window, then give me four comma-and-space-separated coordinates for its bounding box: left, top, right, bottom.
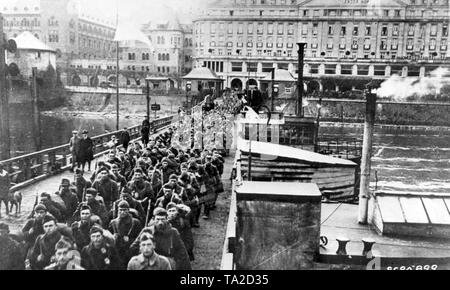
127, 66, 151, 72
217, 61, 442, 78
198, 22, 295, 35
80, 38, 114, 51
197, 21, 449, 39
197, 36, 448, 51
219, 4, 448, 18
128, 53, 153, 61
197, 47, 447, 60
3, 17, 39, 27
2, 6, 39, 12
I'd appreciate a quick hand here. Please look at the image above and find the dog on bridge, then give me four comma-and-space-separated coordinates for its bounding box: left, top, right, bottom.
8, 191, 22, 216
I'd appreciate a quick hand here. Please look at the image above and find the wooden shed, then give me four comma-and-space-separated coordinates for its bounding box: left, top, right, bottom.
237, 140, 358, 201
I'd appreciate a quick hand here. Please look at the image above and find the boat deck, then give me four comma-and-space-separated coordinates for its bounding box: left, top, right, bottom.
320, 203, 450, 269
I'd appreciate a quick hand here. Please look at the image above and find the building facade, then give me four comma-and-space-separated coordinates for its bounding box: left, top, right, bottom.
1, 0, 116, 66
192, 0, 450, 92
141, 19, 194, 77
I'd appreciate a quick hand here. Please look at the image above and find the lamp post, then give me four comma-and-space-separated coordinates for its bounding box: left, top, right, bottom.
145, 79, 151, 120
271, 68, 275, 111
186, 81, 192, 111
297, 42, 307, 117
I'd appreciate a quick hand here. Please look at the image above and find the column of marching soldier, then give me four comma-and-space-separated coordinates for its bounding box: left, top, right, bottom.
0, 118, 227, 270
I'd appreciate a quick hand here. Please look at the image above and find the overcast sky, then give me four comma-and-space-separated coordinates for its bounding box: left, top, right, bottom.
78, 0, 211, 25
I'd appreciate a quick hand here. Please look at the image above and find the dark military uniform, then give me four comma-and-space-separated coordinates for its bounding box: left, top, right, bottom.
81, 241, 123, 270
131, 225, 191, 270
28, 226, 73, 270
109, 215, 142, 266
58, 188, 79, 219
0, 234, 25, 270
22, 218, 45, 249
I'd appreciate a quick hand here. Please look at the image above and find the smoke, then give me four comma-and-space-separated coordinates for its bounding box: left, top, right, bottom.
376, 67, 449, 100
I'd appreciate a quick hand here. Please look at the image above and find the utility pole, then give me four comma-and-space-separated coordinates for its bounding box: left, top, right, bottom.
116, 41, 120, 131
0, 15, 11, 160
31, 68, 41, 151
358, 90, 377, 224
297, 43, 306, 117
146, 79, 150, 120
271, 68, 275, 111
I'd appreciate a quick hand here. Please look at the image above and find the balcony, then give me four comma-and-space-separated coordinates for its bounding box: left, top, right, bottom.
287, 43, 293, 48
391, 45, 398, 50
429, 45, 436, 50
364, 45, 371, 50
257, 43, 263, 48
339, 44, 346, 49
247, 43, 253, 47
406, 45, 413, 50
351, 45, 358, 50
327, 44, 333, 49
267, 43, 273, 48
441, 45, 448, 51
277, 43, 283, 48
311, 44, 318, 49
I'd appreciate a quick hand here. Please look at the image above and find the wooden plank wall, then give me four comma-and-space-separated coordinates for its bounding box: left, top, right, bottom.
239, 153, 356, 200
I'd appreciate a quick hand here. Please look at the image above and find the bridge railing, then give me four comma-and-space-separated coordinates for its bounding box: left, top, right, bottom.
316, 138, 363, 160
3, 116, 175, 191
220, 151, 241, 270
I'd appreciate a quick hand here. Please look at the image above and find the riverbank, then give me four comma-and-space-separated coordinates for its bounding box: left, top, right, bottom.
41, 109, 149, 120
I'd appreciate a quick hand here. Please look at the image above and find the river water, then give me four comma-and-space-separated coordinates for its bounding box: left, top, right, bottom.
7, 104, 140, 157
320, 126, 450, 194
6, 105, 450, 194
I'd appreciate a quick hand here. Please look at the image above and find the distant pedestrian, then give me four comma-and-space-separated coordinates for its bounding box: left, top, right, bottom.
120, 128, 131, 151
69, 131, 81, 171
141, 117, 151, 148
0, 163, 11, 218
79, 130, 94, 172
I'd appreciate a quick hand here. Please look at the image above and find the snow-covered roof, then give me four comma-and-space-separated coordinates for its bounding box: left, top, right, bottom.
261, 69, 296, 83
14, 31, 56, 53
182, 67, 223, 81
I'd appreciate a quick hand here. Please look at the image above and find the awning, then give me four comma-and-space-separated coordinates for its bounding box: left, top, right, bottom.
182, 67, 224, 81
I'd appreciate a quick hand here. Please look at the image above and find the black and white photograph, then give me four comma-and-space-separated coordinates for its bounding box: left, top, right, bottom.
0, 0, 450, 279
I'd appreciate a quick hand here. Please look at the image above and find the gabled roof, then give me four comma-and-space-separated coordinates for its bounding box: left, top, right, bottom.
14, 31, 55, 53
182, 67, 224, 81
261, 69, 296, 83
298, 0, 407, 7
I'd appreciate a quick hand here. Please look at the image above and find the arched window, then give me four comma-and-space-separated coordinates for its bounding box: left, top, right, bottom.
162, 54, 166, 61
158, 53, 161, 60
166, 53, 170, 61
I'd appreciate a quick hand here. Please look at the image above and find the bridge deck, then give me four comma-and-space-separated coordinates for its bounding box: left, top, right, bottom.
0, 146, 235, 271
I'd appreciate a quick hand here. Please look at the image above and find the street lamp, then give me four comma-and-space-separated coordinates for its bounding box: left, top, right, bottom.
186, 81, 192, 111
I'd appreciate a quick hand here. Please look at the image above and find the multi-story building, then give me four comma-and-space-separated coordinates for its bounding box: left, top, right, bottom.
1, 0, 116, 66
193, 0, 450, 93
142, 18, 194, 77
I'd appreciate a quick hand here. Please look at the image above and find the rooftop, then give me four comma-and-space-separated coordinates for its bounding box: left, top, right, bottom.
13, 31, 55, 53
